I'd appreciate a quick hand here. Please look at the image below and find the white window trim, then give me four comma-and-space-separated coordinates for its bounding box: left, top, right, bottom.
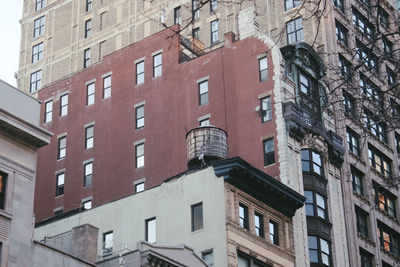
134, 57, 145, 64
197, 76, 210, 84
197, 114, 211, 122
85, 78, 96, 85
134, 101, 146, 108
151, 49, 163, 56
83, 158, 94, 165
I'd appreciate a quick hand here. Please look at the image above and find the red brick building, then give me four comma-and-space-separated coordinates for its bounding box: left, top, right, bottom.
35, 27, 279, 222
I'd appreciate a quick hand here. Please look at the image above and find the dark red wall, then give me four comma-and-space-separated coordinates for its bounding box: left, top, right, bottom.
35, 28, 279, 222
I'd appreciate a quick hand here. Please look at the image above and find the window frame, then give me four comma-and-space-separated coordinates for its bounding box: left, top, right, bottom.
285, 0, 301, 11
86, 0, 93, 12
210, 0, 217, 11
30, 70, 42, 92
135, 105, 145, 130
191, 202, 204, 232
174, 6, 181, 24
32, 42, 43, 63
308, 235, 331, 266
258, 56, 268, 82
135, 143, 145, 168
85, 125, 94, 149
346, 128, 360, 157
333, 0, 344, 12
210, 20, 219, 44
263, 138, 275, 166
145, 217, 156, 243
44, 100, 53, 123
301, 149, 323, 176
84, 48, 91, 68
0, 172, 8, 210
374, 184, 396, 218
198, 80, 209, 106
260, 96, 272, 123
355, 206, 369, 238
33, 16, 45, 38
254, 212, 264, 238
359, 248, 374, 267
343, 91, 356, 117
135, 182, 144, 193
136, 60, 144, 85
304, 190, 327, 220
60, 94, 68, 117
84, 162, 93, 187
102, 231, 113, 254
377, 222, 400, 256
269, 220, 279, 245
364, 109, 387, 143
58, 136, 66, 160
351, 167, 364, 196
286, 17, 304, 44
339, 55, 352, 79
352, 9, 374, 38
192, 0, 199, 20
153, 53, 162, 78
35, 0, 46, 11
368, 145, 391, 179
239, 203, 249, 230
335, 21, 348, 47
103, 75, 111, 99
56, 172, 65, 197
85, 19, 91, 38
86, 82, 95, 106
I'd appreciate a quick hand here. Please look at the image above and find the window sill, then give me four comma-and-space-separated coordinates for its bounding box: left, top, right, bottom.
55, 195, 64, 199
264, 163, 276, 168
57, 158, 65, 162
375, 206, 399, 225
191, 228, 204, 234
0, 209, 12, 220
357, 232, 374, 246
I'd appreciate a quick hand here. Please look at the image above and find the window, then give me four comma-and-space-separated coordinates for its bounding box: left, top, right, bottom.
210, 20, 218, 44
387, 67, 396, 86
351, 167, 364, 196
360, 248, 373, 267
263, 138, 275, 166
378, 8, 389, 27
33, 16, 45, 37
60, 94, 68, 117
355, 206, 369, 237
360, 74, 382, 106
260, 97, 272, 122
85, 19, 91, 38
301, 149, 323, 176
0, 173, 7, 210
374, 184, 396, 217
335, 21, 348, 47
30, 70, 42, 92
136, 61, 144, 85
58, 136, 66, 160
35, 0, 46, 11
135, 182, 144, 192
368, 146, 391, 179
192, 28, 200, 39
356, 40, 378, 72
135, 143, 144, 168
237, 252, 271, 267
343, 91, 355, 117
377, 222, 400, 256
103, 231, 113, 254
192, 0, 199, 19
285, 0, 301, 10
391, 99, 400, 118
56, 173, 64, 196
352, 9, 374, 38
174, 6, 181, 24
395, 133, 400, 155
85, 125, 94, 149
360, 0, 371, 9
103, 75, 111, 98
87, 82, 95, 106
135, 105, 144, 129
364, 110, 387, 143
153, 53, 162, 78
191, 202, 203, 231
86, 0, 92, 12
347, 128, 360, 156
308, 236, 330, 266
84, 162, 93, 186
304, 190, 327, 219
198, 80, 209, 106
32, 42, 43, 63
83, 200, 92, 210
239, 203, 249, 230
199, 118, 210, 126
333, 0, 344, 12
286, 17, 303, 44
269, 221, 279, 245
339, 55, 351, 79
44, 100, 52, 123
100, 12, 106, 30
54, 209, 63, 216
202, 250, 214, 267
254, 212, 264, 238
210, 0, 217, 11
259, 56, 268, 82
145, 217, 156, 243
382, 38, 393, 55
84, 48, 90, 68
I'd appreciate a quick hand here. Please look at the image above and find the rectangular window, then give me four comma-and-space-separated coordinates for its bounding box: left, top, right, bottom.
343, 91, 355, 117
269, 221, 279, 245
285, 0, 301, 10
377, 222, 400, 256
210, 20, 218, 44
85, 125, 94, 149
100, 12, 106, 30
301, 149, 323, 176
30, 70, 42, 92
263, 138, 275, 166
339, 55, 351, 79
374, 183, 396, 217
259, 56, 268, 82
135, 105, 144, 129
202, 250, 214, 267
351, 167, 364, 196
56, 173, 64, 196
304, 190, 326, 219
355, 206, 369, 237
352, 9, 374, 38
395, 133, 400, 155
192, 28, 200, 39
378, 8, 389, 27
36, 0, 46, 11
153, 53, 162, 78
239, 203, 249, 230
84, 162, 93, 186
44, 100, 53, 123
261, 96, 272, 122
210, 0, 217, 11
84, 48, 90, 68
85, 19, 91, 38
382, 37, 393, 55
136, 61, 144, 85
191, 202, 203, 231
103, 75, 111, 99
360, 74, 382, 106
356, 40, 378, 72
335, 21, 348, 47
60, 94, 68, 117
135, 182, 144, 192
360, 248, 373, 267
237, 252, 270, 267
199, 118, 210, 126
33, 16, 45, 37
87, 82, 95, 105
347, 128, 360, 156
86, 0, 92, 12
192, 0, 199, 19
333, 0, 344, 12
135, 143, 144, 168
83, 200, 92, 210
308, 236, 330, 266
387, 67, 396, 86
58, 136, 66, 160
198, 80, 209, 106
0, 173, 7, 210
145, 217, 156, 243
255, 213, 264, 237
286, 17, 303, 44
364, 109, 387, 143
103, 231, 113, 254
32, 42, 43, 63
174, 6, 181, 24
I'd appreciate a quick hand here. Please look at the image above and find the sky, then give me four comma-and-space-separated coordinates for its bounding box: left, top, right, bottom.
1, 2, 23, 87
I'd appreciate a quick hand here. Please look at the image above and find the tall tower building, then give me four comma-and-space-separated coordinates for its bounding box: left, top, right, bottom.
19, 0, 400, 266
